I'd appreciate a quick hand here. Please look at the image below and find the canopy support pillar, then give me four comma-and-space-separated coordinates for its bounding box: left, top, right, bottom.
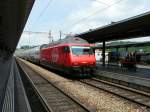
102, 41, 105, 66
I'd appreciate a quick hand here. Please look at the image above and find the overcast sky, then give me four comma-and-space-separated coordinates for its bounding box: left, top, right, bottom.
18, 0, 150, 47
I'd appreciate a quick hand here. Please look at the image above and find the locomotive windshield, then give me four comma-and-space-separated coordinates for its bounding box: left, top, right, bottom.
71, 46, 93, 55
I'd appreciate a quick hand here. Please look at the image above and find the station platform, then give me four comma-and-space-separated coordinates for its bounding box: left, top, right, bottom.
0, 57, 31, 112
96, 63, 150, 79
95, 63, 150, 92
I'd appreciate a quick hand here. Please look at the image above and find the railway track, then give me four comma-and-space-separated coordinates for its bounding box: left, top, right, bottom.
18, 60, 94, 112
80, 78, 150, 108
94, 70, 150, 93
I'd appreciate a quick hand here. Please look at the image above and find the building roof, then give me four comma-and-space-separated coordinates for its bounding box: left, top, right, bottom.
76, 11, 150, 43
94, 41, 150, 49
0, 0, 34, 56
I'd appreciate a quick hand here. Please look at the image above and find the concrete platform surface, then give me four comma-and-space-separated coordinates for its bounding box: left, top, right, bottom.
96, 64, 150, 90
0, 57, 31, 112
96, 64, 150, 79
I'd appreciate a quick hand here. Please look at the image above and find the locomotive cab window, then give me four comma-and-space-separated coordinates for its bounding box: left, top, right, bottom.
71, 46, 93, 55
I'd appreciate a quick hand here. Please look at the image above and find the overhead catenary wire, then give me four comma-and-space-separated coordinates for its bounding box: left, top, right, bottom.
89, 0, 109, 6
30, 0, 53, 30
23, 0, 53, 49
24, 31, 49, 34
63, 0, 124, 31
23, 31, 49, 48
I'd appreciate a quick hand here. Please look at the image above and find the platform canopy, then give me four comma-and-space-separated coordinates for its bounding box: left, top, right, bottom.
0, 0, 34, 56
76, 11, 150, 43
94, 41, 150, 49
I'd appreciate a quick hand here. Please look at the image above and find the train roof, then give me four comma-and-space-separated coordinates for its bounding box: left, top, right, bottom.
18, 46, 40, 55
41, 43, 94, 50
42, 36, 89, 49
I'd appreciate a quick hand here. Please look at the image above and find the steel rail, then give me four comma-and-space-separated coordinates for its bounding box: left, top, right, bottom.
80, 78, 150, 108
18, 59, 95, 112
17, 62, 53, 112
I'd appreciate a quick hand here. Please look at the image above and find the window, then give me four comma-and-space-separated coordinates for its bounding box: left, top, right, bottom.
71, 46, 93, 55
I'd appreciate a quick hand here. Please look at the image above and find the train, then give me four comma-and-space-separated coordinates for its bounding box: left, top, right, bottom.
18, 36, 96, 77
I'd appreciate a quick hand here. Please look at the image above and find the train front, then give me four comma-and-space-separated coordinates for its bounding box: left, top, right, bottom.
70, 45, 96, 77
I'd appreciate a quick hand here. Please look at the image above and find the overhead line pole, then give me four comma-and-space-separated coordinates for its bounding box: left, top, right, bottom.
59, 31, 62, 40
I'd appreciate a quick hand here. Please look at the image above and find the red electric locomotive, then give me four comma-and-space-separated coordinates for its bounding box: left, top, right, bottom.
40, 37, 96, 77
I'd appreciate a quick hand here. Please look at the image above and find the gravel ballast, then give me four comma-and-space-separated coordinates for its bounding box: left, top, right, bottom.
19, 59, 150, 112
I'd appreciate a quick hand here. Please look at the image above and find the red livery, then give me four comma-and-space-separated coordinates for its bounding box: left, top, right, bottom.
19, 37, 96, 77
